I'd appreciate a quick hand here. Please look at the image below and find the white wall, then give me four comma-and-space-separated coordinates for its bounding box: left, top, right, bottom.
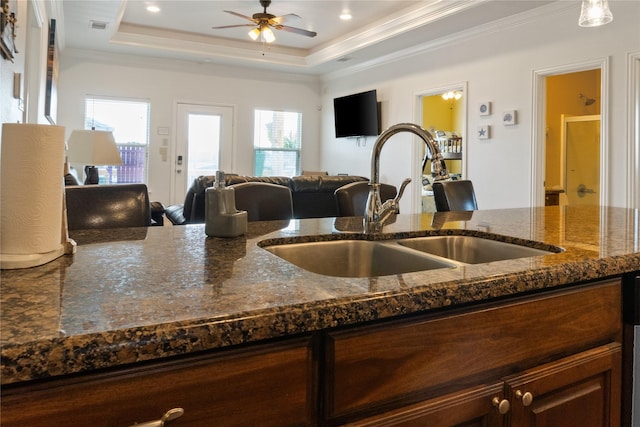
319, 2, 640, 213
56, 53, 321, 205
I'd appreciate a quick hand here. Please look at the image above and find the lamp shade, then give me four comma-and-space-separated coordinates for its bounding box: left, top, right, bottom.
67, 130, 122, 166
579, 0, 613, 27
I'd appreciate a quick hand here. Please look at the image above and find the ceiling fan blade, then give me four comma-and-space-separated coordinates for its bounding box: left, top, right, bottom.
277, 25, 317, 38
223, 10, 259, 24
212, 24, 255, 30
271, 13, 301, 25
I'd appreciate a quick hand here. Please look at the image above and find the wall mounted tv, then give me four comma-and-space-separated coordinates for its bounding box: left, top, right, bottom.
334, 90, 381, 138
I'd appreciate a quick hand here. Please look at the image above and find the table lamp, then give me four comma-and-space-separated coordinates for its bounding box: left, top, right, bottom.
67, 129, 122, 184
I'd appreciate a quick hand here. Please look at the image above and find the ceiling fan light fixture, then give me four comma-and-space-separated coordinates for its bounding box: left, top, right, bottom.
215, 1, 315, 43
262, 26, 276, 43
248, 27, 261, 40
578, 0, 613, 27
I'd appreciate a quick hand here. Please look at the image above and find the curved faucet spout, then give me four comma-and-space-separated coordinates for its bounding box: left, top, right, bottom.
364, 123, 449, 233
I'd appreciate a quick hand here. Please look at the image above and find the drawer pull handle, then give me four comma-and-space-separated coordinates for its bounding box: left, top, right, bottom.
515, 390, 534, 406
129, 407, 185, 427
492, 397, 510, 414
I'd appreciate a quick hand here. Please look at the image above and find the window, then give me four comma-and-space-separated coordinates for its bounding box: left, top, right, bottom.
254, 109, 302, 177
84, 97, 150, 184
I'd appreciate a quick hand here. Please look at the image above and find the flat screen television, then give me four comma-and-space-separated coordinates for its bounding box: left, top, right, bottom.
333, 90, 380, 138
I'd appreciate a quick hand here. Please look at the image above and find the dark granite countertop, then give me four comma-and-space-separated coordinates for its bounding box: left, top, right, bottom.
2, 206, 639, 385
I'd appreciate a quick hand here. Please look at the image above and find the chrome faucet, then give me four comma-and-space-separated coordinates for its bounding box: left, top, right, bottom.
364, 123, 449, 233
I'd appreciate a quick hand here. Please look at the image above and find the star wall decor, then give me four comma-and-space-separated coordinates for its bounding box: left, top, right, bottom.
478, 125, 490, 140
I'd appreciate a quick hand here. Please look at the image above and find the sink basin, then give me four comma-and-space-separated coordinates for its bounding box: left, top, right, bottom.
263, 240, 456, 278
396, 235, 557, 264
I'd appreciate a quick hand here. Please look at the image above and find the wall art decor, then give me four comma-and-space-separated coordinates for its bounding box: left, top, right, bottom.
478, 125, 490, 140
1, 0, 18, 61
44, 19, 58, 125
479, 101, 491, 116
502, 110, 517, 126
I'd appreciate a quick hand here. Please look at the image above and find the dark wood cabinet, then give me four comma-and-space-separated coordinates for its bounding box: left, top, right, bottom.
348, 382, 508, 426
505, 343, 621, 427
325, 279, 622, 426
349, 344, 621, 427
1, 337, 316, 427
1, 279, 624, 427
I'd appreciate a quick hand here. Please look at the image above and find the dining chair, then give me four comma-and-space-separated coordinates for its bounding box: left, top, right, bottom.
232, 182, 294, 221
335, 181, 397, 217
432, 180, 478, 212
65, 184, 152, 230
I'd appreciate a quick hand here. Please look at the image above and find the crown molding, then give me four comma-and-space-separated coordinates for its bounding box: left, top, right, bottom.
307, 0, 481, 67
322, 1, 574, 81
60, 47, 320, 85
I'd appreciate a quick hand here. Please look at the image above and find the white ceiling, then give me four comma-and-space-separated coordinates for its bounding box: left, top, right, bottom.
58, 0, 557, 75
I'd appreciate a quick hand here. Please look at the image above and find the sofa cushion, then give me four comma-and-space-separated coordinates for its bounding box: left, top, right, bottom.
290, 175, 368, 218
225, 175, 293, 188
290, 175, 364, 192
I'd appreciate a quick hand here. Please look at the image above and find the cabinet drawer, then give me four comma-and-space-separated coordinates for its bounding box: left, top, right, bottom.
1, 337, 315, 427
347, 382, 506, 427
325, 280, 621, 421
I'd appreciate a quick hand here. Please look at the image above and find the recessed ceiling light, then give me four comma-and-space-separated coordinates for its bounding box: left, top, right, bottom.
146, 5, 160, 13
339, 12, 352, 20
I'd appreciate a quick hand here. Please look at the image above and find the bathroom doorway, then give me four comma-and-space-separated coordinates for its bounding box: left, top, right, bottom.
532, 64, 607, 207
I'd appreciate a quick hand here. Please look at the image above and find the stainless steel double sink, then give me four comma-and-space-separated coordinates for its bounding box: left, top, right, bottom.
261, 235, 562, 278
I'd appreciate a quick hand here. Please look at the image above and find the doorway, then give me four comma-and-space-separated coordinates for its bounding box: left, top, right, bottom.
173, 103, 234, 205
532, 61, 608, 207
414, 82, 467, 213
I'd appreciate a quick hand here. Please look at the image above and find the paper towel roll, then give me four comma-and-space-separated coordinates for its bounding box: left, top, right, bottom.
1, 123, 67, 267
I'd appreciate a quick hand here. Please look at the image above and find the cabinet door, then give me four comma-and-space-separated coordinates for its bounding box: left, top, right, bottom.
325, 280, 621, 420
1, 337, 316, 427
347, 382, 508, 427
505, 343, 621, 427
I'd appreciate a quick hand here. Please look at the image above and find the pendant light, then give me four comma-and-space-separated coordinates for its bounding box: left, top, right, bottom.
578, 0, 613, 27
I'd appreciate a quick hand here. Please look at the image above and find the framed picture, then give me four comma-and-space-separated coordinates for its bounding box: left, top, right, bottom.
1, 0, 18, 61
479, 101, 491, 116
44, 19, 58, 125
502, 110, 517, 126
478, 125, 490, 140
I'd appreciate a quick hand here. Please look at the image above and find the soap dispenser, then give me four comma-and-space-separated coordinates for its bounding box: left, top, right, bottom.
205, 171, 248, 237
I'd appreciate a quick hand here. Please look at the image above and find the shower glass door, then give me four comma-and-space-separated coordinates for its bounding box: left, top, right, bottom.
562, 115, 600, 206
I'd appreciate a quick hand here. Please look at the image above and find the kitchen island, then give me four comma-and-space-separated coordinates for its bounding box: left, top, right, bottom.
1, 206, 638, 426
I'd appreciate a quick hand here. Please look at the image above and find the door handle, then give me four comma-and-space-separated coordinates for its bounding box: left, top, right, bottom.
577, 184, 595, 197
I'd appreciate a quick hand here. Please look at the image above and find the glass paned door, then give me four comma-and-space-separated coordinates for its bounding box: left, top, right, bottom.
187, 114, 221, 186
174, 103, 234, 205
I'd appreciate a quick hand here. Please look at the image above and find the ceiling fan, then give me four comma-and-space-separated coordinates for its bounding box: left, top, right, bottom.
212, 0, 317, 44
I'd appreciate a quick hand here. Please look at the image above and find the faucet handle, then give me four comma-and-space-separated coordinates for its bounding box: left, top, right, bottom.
395, 178, 412, 203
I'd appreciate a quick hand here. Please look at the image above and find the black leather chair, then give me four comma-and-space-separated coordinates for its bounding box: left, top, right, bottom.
432, 180, 478, 212
232, 182, 294, 221
335, 181, 397, 217
65, 184, 153, 230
